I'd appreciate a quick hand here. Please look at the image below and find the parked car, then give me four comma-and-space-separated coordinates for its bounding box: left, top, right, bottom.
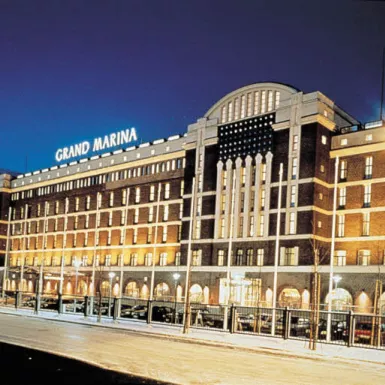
123, 305, 148, 320
120, 305, 134, 317
40, 298, 58, 310
93, 302, 113, 316
305, 319, 347, 341
152, 306, 174, 322
237, 313, 255, 331
22, 297, 36, 307
65, 300, 85, 312
352, 321, 385, 343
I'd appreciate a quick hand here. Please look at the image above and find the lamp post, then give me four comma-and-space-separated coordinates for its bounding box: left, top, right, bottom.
173, 273, 180, 324
73, 259, 82, 313
108, 272, 116, 317
332, 275, 342, 311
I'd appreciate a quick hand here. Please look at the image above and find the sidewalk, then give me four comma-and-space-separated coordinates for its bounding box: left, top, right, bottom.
0, 305, 384, 366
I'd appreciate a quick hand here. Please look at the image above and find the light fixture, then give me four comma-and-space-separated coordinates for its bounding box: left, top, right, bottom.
173, 273, 180, 281
108, 272, 116, 279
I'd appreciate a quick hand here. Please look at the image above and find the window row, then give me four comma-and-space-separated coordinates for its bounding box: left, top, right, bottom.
11, 157, 185, 201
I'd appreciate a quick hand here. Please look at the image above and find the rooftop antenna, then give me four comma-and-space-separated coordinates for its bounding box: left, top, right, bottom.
381, 47, 385, 121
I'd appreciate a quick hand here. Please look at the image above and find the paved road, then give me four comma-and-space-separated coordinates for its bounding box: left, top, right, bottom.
0, 313, 384, 385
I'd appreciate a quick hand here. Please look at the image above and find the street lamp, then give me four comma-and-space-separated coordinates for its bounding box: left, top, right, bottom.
108, 272, 116, 317
173, 273, 180, 324
332, 275, 342, 311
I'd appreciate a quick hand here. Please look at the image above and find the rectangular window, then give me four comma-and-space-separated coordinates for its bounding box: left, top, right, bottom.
321, 135, 327, 145
291, 158, 298, 179
280, 247, 298, 266
220, 218, 225, 238
75, 198, 80, 212
121, 189, 127, 205
338, 215, 345, 237
289, 212, 296, 234
196, 197, 202, 216
240, 95, 246, 118
120, 229, 125, 245
358, 250, 370, 266
109, 192, 114, 207
175, 252, 181, 266
55, 201, 60, 215
192, 250, 202, 266
253, 91, 259, 115
134, 208, 139, 224
256, 249, 264, 266
121, 210, 126, 225
97, 193, 102, 209
221, 195, 226, 213
362, 212, 370, 236
163, 205, 169, 221
148, 207, 154, 223
130, 253, 138, 267
234, 97, 239, 120
259, 215, 264, 236
108, 212, 113, 226
82, 255, 88, 267
340, 160, 347, 180
241, 167, 246, 186
246, 248, 253, 266
160, 252, 168, 266
179, 203, 183, 219
162, 226, 167, 242
290, 185, 296, 207
334, 250, 346, 266
262, 164, 267, 182
339, 187, 346, 208
261, 91, 266, 113
145, 253, 153, 266
133, 228, 138, 244
85, 215, 89, 229
222, 170, 227, 189
74, 216, 78, 230
364, 184, 371, 207
365, 156, 373, 179
292, 135, 299, 151
197, 173, 203, 192
147, 227, 152, 243
135, 187, 141, 203
246, 93, 252, 116
267, 90, 273, 111
105, 255, 111, 267
195, 219, 201, 239
275, 91, 280, 109
235, 249, 243, 266
84, 232, 88, 247
228, 101, 233, 121
164, 183, 170, 199
180, 181, 184, 197
150, 185, 155, 201
217, 249, 224, 266
260, 189, 265, 209
249, 215, 254, 237
107, 231, 111, 246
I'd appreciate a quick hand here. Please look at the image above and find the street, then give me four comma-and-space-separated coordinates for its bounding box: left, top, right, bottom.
0, 313, 384, 385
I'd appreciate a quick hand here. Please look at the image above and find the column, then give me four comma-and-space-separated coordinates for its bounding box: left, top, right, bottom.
214, 161, 224, 239
224, 159, 233, 239
263, 152, 273, 237
242, 155, 253, 238
232, 158, 242, 240
253, 154, 262, 237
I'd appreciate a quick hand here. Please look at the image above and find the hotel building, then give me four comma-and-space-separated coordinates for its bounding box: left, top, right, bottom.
1, 82, 384, 313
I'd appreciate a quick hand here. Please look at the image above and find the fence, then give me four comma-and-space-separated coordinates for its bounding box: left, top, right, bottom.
1, 290, 384, 350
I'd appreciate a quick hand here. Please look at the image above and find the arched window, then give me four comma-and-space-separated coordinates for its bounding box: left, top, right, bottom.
101, 281, 110, 297
190, 284, 203, 303
325, 288, 353, 311
278, 288, 301, 308
125, 282, 139, 298
154, 282, 170, 300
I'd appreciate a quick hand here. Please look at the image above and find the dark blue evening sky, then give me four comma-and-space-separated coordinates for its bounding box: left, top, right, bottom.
0, 0, 384, 173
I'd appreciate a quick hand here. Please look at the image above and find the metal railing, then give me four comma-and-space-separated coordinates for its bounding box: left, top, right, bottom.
1, 292, 384, 350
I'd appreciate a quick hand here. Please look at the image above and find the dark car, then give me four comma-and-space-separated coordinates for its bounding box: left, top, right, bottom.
152, 306, 173, 322
40, 298, 58, 310
123, 305, 148, 320
305, 319, 347, 340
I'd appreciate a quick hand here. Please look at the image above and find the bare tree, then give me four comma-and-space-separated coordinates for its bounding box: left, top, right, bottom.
308, 220, 329, 350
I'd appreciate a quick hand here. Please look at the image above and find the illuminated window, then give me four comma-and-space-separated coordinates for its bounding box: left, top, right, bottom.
246, 249, 253, 266
74, 216, 78, 230
179, 203, 183, 219
175, 252, 181, 266
192, 250, 202, 266
280, 247, 298, 266
222, 170, 227, 189
253, 91, 259, 115
221, 105, 227, 123
228, 101, 233, 122
147, 227, 152, 243
246, 93, 252, 116
107, 231, 111, 246
220, 218, 225, 238
97, 193, 102, 209
149, 185, 155, 201
274, 91, 280, 109
339, 187, 346, 208
261, 164, 267, 182
318, 221, 322, 228
261, 91, 266, 113
319, 192, 323, 200
337, 215, 345, 237
259, 215, 264, 236
75, 198, 80, 212
195, 219, 201, 239
133, 228, 138, 244
340, 160, 347, 180
240, 95, 246, 118
108, 212, 113, 226
105, 254, 111, 267
163, 204, 169, 221
135, 187, 141, 203
234, 97, 239, 120
363, 184, 371, 207
291, 158, 298, 179
85, 215, 89, 229
289, 212, 296, 234
134, 208, 139, 224
160, 252, 168, 266
164, 183, 170, 199
256, 249, 264, 266
55, 201, 60, 214
145, 253, 153, 266
162, 226, 167, 242
290, 185, 296, 207
365, 156, 373, 179
249, 215, 254, 237
341, 138, 348, 146
82, 255, 88, 267
180, 181, 184, 197
121, 210, 126, 225
362, 212, 370, 236
321, 135, 327, 145
260, 189, 265, 209
148, 207, 154, 223
267, 90, 273, 111
334, 250, 346, 266
196, 197, 202, 216
109, 192, 114, 207
130, 253, 138, 267
320, 164, 325, 173
121, 189, 127, 205
120, 229, 125, 245
217, 249, 224, 266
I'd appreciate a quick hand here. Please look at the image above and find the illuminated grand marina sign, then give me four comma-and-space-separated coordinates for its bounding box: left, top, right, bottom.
55, 127, 138, 162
